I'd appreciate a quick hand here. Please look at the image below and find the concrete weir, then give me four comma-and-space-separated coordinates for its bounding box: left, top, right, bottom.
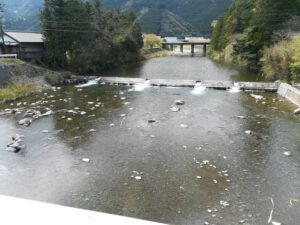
99, 77, 279, 92
278, 83, 300, 106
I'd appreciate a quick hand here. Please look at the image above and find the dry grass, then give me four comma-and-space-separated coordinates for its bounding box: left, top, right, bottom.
261, 36, 300, 81
0, 83, 37, 102
0, 58, 25, 65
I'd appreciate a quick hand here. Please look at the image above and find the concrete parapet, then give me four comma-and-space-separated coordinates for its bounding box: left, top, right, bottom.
278, 83, 300, 106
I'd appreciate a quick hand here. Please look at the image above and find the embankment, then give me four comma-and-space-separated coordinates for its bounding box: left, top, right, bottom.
278, 83, 300, 107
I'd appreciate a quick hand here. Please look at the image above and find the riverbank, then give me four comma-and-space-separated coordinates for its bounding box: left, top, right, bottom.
0, 59, 94, 103
141, 48, 171, 60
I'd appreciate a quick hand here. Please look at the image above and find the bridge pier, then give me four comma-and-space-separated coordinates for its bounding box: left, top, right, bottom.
170, 44, 174, 51
180, 44, 183, 53
203, 44, 207, 57
191, 44, 195, 55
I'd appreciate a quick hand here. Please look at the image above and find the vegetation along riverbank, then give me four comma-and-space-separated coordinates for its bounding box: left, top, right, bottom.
208, 0, 300, 82
41, 0, 143, 74
141, 34, 171, 59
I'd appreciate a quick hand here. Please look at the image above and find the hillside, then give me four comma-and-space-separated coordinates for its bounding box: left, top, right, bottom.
2, 0, 233, 37
209, 0, 300, 81
2, 0, 43, 32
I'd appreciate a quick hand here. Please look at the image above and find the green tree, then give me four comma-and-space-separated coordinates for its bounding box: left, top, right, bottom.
41, 0, 143, 73
0, 3, 5, 54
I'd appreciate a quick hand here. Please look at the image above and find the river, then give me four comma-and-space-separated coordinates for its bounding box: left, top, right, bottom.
0, 55, 299, 225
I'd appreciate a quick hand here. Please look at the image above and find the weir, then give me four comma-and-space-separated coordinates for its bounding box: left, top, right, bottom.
97, 77, 279, 92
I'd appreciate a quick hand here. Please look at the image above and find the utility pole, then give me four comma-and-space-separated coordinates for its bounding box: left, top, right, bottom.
0, 3, 6, 54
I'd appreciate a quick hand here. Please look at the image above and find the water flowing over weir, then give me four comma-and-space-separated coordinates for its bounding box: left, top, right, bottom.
75, 78, 102, 88
191, 82, 206, 95
0, 55, 300, 225
229, 82, 241, 93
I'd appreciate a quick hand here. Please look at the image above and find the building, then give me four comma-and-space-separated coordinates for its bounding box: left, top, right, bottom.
0, 32, 44, 60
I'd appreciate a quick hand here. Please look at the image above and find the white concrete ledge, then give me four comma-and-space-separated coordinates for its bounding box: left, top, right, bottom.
0, 195, 165, 225
278, 83, 300, 106
99, 77, 279, 91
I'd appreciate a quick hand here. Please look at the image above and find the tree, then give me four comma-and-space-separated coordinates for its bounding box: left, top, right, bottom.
144, 34, 163, 49
41, 0, 94, 68
41, 0, 143, 73
235, 0, 300, 69
0, 3, 6, 54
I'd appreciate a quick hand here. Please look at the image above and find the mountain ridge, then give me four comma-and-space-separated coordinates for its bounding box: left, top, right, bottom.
2, 0, 233, 36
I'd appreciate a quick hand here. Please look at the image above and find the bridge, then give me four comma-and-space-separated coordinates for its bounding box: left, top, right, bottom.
161, 41, 210, 56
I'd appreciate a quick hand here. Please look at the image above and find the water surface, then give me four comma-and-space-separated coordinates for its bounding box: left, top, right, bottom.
104, 55, 262, 82
0, 56, 299, 225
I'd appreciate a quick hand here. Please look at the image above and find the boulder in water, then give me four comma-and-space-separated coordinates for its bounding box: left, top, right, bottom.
175, 100, 185, 106
18, 118, 32, 127
148, 119, 156, 123
293, 108, 300, 115
170, 106, 180, 112
7, 134, 25, 153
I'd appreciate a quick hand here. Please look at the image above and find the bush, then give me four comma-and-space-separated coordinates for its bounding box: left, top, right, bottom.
143, 34, 163, 49
44, 72, 62, 85
261, 36, 300, 81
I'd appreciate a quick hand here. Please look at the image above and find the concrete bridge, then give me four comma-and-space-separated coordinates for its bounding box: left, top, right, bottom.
162, 41, 210, 56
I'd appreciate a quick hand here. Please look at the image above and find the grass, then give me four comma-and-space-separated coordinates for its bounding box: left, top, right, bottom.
0, 58, 25, 65
261, 36, 300, 82
0, 83, 38, 102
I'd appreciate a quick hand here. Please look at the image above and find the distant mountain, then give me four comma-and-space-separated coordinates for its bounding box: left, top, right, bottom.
2, 0, 233, 37
102, 0, 233, 37
2, 0, 43, 32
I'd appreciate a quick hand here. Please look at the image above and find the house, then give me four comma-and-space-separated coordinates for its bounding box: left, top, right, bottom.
0, 31, 44, 60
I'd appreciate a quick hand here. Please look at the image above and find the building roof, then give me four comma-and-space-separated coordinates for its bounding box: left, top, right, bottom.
5, 32, 43, 43
0, 34, 19, 46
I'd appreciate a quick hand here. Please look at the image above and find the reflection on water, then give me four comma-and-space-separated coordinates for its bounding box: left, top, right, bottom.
104, 55, 263, 82
0, 56, 299, 225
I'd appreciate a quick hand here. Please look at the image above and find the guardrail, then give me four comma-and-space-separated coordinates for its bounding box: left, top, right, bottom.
0, 54, 17, 59
0, 195, 166, 225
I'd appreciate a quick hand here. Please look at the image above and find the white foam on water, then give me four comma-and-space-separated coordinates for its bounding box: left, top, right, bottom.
192, 83, 206, 95
229, 82, 241, 93
133, 80, 151, 92
75, 78, 101, 88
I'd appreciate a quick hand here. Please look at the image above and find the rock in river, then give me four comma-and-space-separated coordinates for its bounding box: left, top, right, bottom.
6, 134, 25, 153
148, 119, 156, 123
18, 118, 32, 127
294, 108, 300, 115
170, 106, 180, 112
175, 100, 185, 106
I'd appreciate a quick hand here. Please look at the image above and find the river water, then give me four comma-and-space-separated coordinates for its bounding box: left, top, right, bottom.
0, 55, 300, 225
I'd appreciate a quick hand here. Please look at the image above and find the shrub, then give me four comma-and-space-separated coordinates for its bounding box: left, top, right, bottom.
44, 72, 62, 85
143, 34, 163, 49
261, 36, 300, 81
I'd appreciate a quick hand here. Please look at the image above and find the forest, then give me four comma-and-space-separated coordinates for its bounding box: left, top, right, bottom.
41, 0, 143, 73
209, 0, 300, 81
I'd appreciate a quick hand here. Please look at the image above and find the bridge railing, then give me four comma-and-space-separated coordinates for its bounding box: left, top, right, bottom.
0, 54, 18, 59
